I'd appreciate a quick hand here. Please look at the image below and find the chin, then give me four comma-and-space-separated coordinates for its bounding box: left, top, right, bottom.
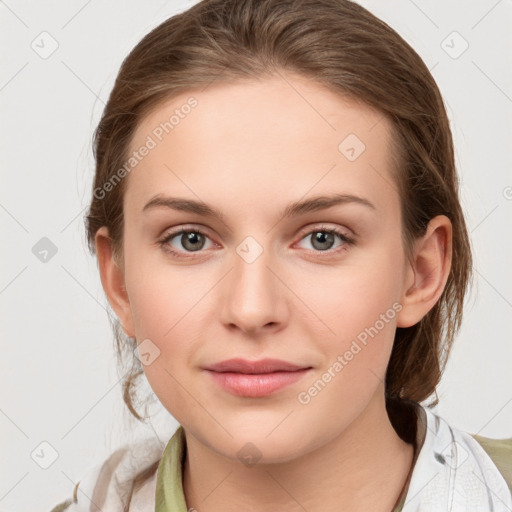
218, 428, 311, 466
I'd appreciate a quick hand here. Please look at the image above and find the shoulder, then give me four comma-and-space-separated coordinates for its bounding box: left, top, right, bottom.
47, 436, 164, 512
405, 402, 512, 509
471, 434, 512, 492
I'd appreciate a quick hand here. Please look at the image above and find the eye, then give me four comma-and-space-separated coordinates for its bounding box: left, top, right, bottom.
158, 227, 215, 257
296, 225, 354, 253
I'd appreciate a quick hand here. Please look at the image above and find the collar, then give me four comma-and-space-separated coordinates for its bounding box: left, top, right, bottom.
155, 425, 188, 512
400, 404, 512, 511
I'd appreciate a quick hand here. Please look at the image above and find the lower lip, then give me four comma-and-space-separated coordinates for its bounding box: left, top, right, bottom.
205, 369, 311, 397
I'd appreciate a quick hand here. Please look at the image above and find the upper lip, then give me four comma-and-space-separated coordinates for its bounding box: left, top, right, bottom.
203, 358, 310, 374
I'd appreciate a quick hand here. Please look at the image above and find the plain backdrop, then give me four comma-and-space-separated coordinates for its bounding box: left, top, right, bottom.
1, 1, 511, 510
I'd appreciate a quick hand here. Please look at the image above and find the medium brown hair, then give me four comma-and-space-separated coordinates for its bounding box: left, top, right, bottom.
84, 0, 472, 505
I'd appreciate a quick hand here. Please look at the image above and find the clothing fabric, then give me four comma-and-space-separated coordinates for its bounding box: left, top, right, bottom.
49, 402, 512, 512
395, 404, 512, 511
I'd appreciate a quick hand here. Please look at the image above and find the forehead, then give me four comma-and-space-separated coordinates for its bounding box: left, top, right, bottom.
125, 73, 399, 220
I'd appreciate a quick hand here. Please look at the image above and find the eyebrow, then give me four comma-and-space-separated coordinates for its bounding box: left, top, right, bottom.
142, 193, 376, 223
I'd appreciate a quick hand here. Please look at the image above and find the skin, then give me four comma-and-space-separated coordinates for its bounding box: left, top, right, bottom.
95, 72, 452, 512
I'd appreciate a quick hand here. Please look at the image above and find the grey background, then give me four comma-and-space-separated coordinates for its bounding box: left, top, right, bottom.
1, 1, 511, 510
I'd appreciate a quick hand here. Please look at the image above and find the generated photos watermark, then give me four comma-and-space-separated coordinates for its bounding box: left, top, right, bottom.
297, 301, 403, 405
93, 96, 198, 200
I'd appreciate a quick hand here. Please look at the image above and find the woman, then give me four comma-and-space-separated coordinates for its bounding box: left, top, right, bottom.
50, 0, 512, 510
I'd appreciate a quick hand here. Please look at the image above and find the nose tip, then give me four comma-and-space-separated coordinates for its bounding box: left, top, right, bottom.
227, 317, 280, 336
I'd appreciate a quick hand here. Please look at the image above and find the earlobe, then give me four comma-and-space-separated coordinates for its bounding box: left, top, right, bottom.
396, 215, 452, 328
94, 227, 135, 338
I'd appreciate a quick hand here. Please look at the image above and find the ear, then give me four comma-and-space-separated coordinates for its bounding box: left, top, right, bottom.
95, 226, 135, 338
396, 215, 452, 328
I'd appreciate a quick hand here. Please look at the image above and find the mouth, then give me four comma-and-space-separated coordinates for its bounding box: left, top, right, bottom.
203, 358, 312, 397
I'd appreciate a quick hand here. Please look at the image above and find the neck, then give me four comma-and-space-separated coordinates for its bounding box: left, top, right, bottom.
182, 391, 415, 512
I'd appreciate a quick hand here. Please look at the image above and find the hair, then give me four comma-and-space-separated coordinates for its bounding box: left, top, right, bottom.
84, 0, 472, 507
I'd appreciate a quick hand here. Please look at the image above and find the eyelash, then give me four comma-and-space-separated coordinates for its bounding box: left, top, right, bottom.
157, 224, 355, 259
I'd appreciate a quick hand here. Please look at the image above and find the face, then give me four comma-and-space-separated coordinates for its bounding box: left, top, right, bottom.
119, 73, 410, 462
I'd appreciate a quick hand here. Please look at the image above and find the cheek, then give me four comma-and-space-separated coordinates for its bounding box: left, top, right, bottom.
297, 248, 404, 383
123, 236, 186, 338
126, 271, 201, 422
122, 249, 214, 407
127, 273, 194, 353
303, 251, 403, 338
295, 270, 401, 422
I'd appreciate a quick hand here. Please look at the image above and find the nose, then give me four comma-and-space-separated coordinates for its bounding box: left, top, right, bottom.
218, 240, 289, 335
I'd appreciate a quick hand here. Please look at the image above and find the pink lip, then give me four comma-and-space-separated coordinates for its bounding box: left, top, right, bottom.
203, 358, 312, 397
203, 357, 308, 373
